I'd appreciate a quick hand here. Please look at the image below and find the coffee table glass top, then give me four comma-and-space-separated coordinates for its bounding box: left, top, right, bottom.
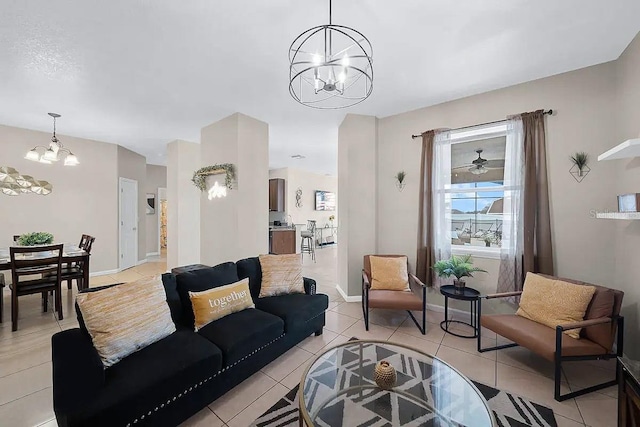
299, 340, 494, 426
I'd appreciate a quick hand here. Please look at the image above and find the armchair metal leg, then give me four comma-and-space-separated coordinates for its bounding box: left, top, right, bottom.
477, 296, 518, 353
552, 317, 624, 401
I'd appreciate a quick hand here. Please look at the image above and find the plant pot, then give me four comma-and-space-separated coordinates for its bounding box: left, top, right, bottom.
453, 279, 466, 293
485, 242, 491, 247
374, 360, 397, 390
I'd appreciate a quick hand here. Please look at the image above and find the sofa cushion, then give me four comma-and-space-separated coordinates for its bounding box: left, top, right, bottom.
258, 254, 304, 298
197, 309, 284, 367
190, 278, 255, 331
64, 330, 223, 426
369, 255, 410, 291
481, 314, 607, 362
516, 273, 595, 339
256, 293, 328, 332
175, 262, 239, 327
76, 276, 177, 367
237, 257, 262, 299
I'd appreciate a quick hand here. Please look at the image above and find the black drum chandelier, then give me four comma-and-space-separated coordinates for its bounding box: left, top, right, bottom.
289, 0, 373, 109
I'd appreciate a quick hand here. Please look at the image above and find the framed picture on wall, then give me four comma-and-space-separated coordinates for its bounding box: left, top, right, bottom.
146, 193, 156, 215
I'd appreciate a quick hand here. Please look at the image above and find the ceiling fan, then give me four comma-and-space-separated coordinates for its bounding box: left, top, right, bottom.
453, 149, 504, 175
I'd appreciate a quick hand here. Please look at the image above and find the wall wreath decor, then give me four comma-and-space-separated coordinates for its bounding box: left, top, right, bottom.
191, 164, 236, 192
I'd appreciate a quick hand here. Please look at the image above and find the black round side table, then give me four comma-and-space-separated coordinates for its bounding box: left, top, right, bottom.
439, 285, 480, 339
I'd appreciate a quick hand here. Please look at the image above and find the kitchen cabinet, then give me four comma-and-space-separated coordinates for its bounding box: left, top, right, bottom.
270, 229, 296, 254
269, 178, 285, 212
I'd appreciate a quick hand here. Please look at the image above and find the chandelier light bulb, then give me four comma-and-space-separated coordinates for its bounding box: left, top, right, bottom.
312, 53, 322, 66
25, 149, 40, 162
43, 148, 59, 161
341, 54, 349, 67
338, 71, 346, 83
64, 153, 79, 166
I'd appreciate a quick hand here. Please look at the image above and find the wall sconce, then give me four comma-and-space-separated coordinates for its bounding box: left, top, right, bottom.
207, 181, 227, 200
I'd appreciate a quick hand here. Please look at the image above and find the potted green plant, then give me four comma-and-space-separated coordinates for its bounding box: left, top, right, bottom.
433, 254, 487, 292
17, 232, 54, 246
483, 236, 492, 247
395, 171, 406, 191
570, 152, 589, 177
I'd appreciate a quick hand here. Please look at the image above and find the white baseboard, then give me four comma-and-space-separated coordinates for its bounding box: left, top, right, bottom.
136, 259, 147, 266
336, 285, 362, 303
90, 269, 119, 277
146, 252, 160, 257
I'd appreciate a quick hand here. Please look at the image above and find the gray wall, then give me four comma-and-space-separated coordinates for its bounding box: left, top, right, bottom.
117, 145, 147, 264
614, 32, 640, 355
0, 124, 119, 272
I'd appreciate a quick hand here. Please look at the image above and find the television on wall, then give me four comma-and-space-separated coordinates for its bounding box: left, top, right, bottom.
315, 190, 336, 211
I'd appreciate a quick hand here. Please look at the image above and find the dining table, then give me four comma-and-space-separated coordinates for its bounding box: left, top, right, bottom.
0, 243, 91, 290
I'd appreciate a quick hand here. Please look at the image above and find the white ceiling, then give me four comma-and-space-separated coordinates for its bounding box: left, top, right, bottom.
1, 1, 638, 175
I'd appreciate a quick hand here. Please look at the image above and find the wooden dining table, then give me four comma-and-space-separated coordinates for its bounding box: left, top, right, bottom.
0, 244, 91, 290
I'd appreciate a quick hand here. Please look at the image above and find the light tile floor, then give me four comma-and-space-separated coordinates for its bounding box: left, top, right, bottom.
0, 246, 617, 426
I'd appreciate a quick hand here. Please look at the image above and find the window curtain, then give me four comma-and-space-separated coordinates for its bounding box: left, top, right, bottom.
522, 110, 554, 276
417, 129, 451, 286
497, 110, 554, 293
497, 117, 525, 293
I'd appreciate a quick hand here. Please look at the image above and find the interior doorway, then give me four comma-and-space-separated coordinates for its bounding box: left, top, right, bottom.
158, 187, 167, 259
119, 177, 138, 270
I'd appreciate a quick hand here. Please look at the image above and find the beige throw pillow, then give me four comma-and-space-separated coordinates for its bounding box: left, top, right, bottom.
258, 254, 304, 298
76, 275, 176, 368
516, 273, 596, 339
369, 256, 410, 291
189, 278, 255, 331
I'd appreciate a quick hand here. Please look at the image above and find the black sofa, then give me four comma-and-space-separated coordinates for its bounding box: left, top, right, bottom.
51, 257, 328, 427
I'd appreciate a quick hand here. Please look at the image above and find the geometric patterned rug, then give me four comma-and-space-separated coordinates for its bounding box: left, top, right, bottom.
251, 339, 557, 427
251, 382, 558, 427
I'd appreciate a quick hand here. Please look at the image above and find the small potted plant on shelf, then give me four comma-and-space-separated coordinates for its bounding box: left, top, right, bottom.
17, 232, 54, 246
433, 254, 487, 293
483, 236, 492, 247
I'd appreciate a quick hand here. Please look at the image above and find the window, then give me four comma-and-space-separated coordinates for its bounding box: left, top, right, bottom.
446, 124, 507, 255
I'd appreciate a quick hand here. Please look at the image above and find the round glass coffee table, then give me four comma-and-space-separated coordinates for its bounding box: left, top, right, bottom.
299, 340, 495, 426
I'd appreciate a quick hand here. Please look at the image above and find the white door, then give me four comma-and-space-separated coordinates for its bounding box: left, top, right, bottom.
119, 178, 138, 270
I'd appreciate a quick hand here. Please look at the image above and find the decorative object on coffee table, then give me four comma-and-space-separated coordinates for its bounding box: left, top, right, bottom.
440, 285, 481, 339
433, 254, 486, 292
374, 360, 396, 390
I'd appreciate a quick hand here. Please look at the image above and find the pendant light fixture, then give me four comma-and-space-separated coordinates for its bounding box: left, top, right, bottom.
289, 0, 373, 109
25, 113, 79, 166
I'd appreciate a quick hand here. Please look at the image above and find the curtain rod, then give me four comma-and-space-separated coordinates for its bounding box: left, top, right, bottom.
411, 109, 553, 139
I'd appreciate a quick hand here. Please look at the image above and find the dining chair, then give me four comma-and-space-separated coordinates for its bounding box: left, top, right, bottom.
61, 234, 95, 290
10, 244, 64, 331
0, 273, 4, 323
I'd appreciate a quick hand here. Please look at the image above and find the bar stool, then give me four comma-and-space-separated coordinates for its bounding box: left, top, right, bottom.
300, 220, 316, 262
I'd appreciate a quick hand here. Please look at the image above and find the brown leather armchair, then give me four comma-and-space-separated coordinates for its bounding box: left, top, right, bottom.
362, 255, 427, 334
478, 275, 624, 401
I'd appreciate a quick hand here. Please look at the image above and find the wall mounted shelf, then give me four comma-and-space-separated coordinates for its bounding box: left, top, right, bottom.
598, 138, 640, 161
595, 212, 640, 220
